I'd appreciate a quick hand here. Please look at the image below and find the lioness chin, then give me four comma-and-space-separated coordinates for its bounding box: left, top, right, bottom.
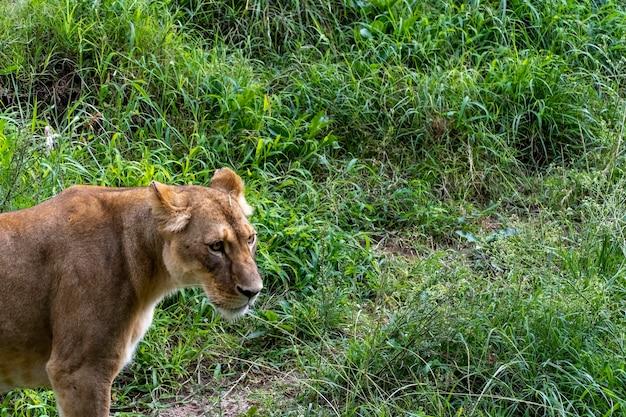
0, 168, 262, 416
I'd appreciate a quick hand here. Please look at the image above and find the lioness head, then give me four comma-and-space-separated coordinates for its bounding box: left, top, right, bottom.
150, 168, 262, 320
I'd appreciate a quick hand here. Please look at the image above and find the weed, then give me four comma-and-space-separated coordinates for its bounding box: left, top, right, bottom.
0, 0, 625, 415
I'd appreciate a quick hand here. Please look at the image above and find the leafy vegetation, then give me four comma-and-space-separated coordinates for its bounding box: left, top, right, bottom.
1, 0, 625, 416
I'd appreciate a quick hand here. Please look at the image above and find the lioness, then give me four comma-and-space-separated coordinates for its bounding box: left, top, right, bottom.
0, 168, 262, 416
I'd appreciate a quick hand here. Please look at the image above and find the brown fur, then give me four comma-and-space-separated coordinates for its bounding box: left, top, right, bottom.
0, 168, 262, 416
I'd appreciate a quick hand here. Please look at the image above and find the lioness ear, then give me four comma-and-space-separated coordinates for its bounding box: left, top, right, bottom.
210, 167, 253, 216
150, 181, 191, 233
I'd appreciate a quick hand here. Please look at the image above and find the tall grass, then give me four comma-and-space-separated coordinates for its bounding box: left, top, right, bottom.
0, 0, 625, 416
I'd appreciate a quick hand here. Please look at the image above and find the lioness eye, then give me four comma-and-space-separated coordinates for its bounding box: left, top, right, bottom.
209, 241, 224, 252
248, 234, 256, 246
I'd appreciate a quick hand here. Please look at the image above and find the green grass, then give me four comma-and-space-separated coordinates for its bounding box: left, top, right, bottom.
1, 0, 625, 416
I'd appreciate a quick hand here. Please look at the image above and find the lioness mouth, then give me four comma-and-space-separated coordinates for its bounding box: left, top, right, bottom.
216, 303, 250, 321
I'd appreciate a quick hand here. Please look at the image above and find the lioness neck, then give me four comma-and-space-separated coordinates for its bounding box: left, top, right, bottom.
82, 186, 176, 305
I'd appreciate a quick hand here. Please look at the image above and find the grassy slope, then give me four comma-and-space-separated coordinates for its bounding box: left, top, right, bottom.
0, 0, 625, 416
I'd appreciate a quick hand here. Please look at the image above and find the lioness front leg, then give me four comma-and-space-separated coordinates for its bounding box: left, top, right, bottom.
46, 360, 114, 417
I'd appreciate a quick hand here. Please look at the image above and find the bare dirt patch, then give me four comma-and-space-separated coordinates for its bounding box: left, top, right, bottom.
158, 401, 208, 417
374, 233, 419, 257
156, 368, 303, 417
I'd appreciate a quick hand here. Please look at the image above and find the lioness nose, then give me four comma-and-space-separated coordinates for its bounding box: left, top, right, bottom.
236, 285, 260, 299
